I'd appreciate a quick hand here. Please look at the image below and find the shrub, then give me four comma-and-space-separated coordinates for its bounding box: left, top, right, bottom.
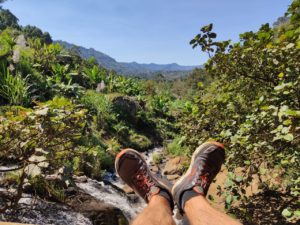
0, 64, 30, 106
152, 153, 162, 164
127, 132, 153, 152
0, 97, 86, 212
167, 136, 189, 156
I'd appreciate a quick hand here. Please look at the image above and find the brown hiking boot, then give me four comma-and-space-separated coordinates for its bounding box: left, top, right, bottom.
115, 148, 173, 209
172, 141, 225, 213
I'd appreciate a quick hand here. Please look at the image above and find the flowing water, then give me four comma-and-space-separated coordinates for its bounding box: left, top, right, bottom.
1, 147, 188, 224
77, 147, 165, 221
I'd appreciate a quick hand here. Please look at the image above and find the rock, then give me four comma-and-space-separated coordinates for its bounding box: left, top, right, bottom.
23, 182, 33, 193
122, 184, 134, 194
73, 175, 88, 183
45, 174, 62, 182
109, 94, 141, 123
96, 81, 105, 92
12, 35, 27, 63
127, 194, 140, 203
150, 165, 159, 173
66, 191, 129, 225
24, 164, 42, 177
16, 34, 27, 47
163, 156, 186, 175
166, 174, 180, 181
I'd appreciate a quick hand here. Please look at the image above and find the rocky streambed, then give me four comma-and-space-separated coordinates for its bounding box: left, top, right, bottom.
0, 147, 189, 225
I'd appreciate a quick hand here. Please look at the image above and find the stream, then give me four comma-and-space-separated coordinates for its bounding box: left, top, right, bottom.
1, 147, 188, 224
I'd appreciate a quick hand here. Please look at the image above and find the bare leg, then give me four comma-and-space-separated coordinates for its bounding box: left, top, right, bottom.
184, 195, 242, 225
132, 195, 176, 225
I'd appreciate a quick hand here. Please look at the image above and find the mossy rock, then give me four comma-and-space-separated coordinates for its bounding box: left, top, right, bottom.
108, 94, 141, 124
127, 133, 153, 152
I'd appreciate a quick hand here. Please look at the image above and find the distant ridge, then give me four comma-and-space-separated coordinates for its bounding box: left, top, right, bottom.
55, 40, 200, 78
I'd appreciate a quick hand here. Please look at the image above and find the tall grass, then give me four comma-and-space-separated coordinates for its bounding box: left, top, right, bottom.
0, 62, 30, 105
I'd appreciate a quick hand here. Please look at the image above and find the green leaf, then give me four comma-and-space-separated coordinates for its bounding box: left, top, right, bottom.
278, 72, 285, 78
283, 119, 292, 126
283, 133, 294, 141
235, 175, 243, 183
225, 195, 233, 205
294, 210, 300, 217
244, 160, 251, 165
282, 208, 292, 218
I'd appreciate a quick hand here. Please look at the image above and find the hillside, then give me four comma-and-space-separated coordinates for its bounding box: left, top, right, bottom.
55, 40, 199, 78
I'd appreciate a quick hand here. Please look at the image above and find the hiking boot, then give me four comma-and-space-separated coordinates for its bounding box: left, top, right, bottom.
115, 148, 174, 209
172, 141, 225, 213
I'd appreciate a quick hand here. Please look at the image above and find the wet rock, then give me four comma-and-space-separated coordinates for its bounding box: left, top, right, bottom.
73, 175, 88, 183
66, 191, 129, 225
127, 194, 140, 203
122, 184, 134, 194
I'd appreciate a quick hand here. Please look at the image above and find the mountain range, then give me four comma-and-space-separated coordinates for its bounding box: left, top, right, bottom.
55, 40, 200, 79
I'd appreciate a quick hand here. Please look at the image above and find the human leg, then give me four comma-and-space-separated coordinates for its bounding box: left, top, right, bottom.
115, 149, 175, 225
172, 142, 242, 225
184, 195, 241, 225
132, 195, 176, 225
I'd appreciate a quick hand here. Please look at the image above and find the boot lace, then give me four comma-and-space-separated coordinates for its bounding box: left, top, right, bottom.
132, 165, 155, 197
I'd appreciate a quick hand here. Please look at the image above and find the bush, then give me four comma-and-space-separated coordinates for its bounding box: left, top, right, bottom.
0, 64, 30, 106
127, 132, 153, 151
0, 97, 86, 212
167, 136, 189, 156
81, 90, 116, 130
152, 153, 162, 164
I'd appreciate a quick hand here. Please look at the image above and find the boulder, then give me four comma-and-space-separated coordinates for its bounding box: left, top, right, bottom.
163, 156, 186, 175
109, 94, 141, 123
66, 191, 129, 225
73, 175, 88, 183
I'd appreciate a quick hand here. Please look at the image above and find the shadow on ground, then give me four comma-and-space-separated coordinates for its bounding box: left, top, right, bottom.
230, 190, 299, 225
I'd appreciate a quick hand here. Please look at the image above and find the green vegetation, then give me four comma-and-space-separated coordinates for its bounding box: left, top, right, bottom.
0, 4, 179, 213
178, 1, 300, 222
0, 1, 299, 223
152, 153, 162, 165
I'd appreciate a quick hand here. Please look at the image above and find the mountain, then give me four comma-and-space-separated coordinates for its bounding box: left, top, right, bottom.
55, 40, 200, 79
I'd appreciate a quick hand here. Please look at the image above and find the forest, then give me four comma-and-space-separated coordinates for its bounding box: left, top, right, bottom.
0, 0, 299, 224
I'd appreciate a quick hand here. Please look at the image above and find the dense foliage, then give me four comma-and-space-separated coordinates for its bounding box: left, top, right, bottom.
0, 3, 180, 214
177, 0, 300, 222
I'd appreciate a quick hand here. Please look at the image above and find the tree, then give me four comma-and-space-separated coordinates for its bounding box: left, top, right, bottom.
23, 25, 53, 44
0, 8, 19, 30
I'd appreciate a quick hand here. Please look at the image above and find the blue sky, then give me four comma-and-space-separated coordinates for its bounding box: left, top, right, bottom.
3, 0, 292, 65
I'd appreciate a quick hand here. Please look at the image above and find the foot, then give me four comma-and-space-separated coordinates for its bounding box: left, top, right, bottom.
172, 141, 225, 213
115, 148, 173, 209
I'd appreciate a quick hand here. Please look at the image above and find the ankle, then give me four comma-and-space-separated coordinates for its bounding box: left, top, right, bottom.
180, 188, 204, 212
149, 195, 173, 213
149, 189, 174, 211
184, 195, 207, 212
